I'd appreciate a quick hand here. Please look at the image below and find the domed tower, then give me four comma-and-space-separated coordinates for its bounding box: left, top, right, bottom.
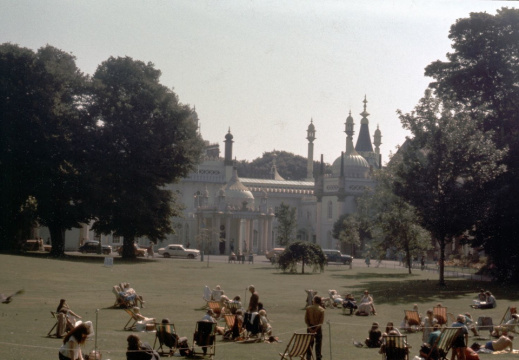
221, 166, 255, 210
306, 119, 316, 180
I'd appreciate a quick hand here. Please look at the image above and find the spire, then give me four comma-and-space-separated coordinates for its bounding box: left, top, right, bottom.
355, 96, 374, 152
374, 124, 382, 154
270, 155, 286, 181
306, 118, 316, 180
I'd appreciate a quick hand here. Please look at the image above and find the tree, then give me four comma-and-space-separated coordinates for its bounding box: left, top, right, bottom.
275, 202, 297, 246
366, 169, 432, 274
424, 8, 519, 282
0, 43, 90, 255
394, 91, 506, 285
332, 214, 361, 261
235, 151, 331, 180
87, 56, 204, 258
278, 241, 326, 274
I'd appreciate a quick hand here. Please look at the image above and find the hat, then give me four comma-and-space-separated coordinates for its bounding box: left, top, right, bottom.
83, 321, 94, 336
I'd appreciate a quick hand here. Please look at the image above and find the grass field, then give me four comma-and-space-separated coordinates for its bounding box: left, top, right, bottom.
1, 253, 517, 360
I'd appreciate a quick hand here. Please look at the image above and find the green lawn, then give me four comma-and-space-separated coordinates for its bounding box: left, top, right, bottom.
0, 254, 517, 360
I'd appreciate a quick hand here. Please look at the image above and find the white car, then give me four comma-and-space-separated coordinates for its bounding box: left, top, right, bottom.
158, 244, 200, 259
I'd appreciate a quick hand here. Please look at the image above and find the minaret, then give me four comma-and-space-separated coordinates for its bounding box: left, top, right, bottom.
306, 119, 316, 180
224, 128, 234, 180
224, 128, 233, 166
345, 111, 355, 155
374, 125, 382, 169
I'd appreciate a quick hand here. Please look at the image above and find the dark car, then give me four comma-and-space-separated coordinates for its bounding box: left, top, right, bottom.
78, 241, 112, 255
323, 249, 352, 265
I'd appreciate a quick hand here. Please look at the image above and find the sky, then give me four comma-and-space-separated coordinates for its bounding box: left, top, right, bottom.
0, 0, 512, 165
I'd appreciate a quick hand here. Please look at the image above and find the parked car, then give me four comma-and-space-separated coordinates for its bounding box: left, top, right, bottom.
265, 248, 285, 260
116, 243, 147, 257
323, 249, 352, 265
158, 244, 200, 259
78, 241, 112, 255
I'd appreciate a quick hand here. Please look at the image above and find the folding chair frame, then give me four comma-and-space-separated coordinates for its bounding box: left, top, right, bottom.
154, 322, 178, 356
123, 308, 139, 331
476, 316, 494, 337
381, 334, 408, 360
192, 321, 217, 359
426, 327, 461, 360
279, 332, 315, 360
47, 311, 59, 337
499, 306, 518, 334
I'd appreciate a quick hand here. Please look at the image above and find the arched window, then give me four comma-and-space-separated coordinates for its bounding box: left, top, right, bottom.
327, 201, 333, 219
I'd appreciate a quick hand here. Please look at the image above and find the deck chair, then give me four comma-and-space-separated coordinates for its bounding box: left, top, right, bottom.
47, 311, 68, 338
499, 306, 518, 333
227, 301, 241, 314
433, 306, 448, 326
123, 308, 139, 331
154, 322, 178, 356
192, 321, 216, 358
244, 311, 261, 338
113, 285, 136, 308
404, 310, 421, 326
381, 335, 408, 360
476, 316, 493, 337
223, 314, 245, 341
211, 289, 224, 301
279, 332, 315, 360
206, 300, 221, 318
426, 327, 461, 360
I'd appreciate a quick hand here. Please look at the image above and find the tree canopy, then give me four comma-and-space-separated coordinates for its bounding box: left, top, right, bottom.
87, 56, 204, 258
277, 241, 326, 274
0, 43, 91, 255
394, 91, 506, 285
275, 202, 297, 247
0, 45, 203, 257
424, 7, 519, 282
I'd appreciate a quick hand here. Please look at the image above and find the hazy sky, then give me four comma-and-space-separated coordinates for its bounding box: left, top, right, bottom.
0, 1, 511, 165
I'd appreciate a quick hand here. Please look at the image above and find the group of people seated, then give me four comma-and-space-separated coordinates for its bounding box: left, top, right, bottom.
471, 289, 497, 309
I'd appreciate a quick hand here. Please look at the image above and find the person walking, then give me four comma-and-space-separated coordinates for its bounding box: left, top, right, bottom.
305, 295, 325, 360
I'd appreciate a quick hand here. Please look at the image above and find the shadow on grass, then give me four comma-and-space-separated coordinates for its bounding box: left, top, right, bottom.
340, 278, 519, 305
10, 251, 156, 264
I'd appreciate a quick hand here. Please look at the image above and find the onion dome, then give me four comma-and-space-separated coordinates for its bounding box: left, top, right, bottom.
221, 167, 254, 208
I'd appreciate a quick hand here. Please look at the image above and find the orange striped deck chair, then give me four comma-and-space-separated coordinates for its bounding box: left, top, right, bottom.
433, 306, 447, 326
404, 310, 421, 327
207, 300, 221, 317
279, 333, 315, 360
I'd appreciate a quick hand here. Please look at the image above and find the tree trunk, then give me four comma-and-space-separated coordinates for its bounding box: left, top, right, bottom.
122, 236, 136, 259
49, 225, 66, 257
439, 237, 446, 286
405, 243, 412, 274
302, 256, 305, 274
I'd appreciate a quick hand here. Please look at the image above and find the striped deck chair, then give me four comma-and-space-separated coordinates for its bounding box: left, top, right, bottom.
426, 327, 461, 360
154, 322, 178, 356
499, 306, 518, 333
223, 314, 244, 340
279, 333, 315, 360
123, 308, 139, 331
227, 301, 241, 314
207, 301, 221, 317
433, 306, 448, 326
476, 316, 493, 337
381, 334, 408, 360
404, 310, 421, 326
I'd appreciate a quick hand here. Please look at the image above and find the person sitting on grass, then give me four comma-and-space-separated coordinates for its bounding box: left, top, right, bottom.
365, 322, 382, 348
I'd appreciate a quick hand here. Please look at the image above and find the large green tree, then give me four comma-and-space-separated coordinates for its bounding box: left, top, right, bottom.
275, 202, 297, 246
88, 56, 204, 258
0, 43, 90, 255
278, 241, 326, 274
394, 91, 506, 285
424, 7, 519, 282
366, 169, 431, 274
